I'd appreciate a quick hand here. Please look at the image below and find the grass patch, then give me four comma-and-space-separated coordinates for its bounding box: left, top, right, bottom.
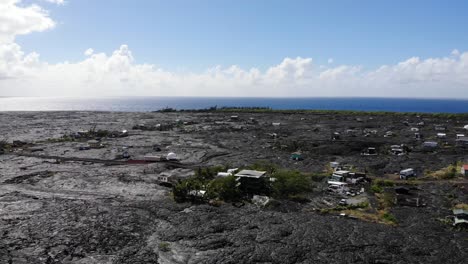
454, 203, 468, 210
341, 209, 398, 226
427, 162, 462, 180
370, 178, 395, 193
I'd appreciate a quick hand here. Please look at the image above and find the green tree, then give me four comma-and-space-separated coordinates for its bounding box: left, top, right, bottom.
271, 170, 312, 198
172, 177, 205, 203
206, 176, 241, 202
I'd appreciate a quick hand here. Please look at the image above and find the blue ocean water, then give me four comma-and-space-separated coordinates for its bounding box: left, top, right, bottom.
0, 97, 467, 113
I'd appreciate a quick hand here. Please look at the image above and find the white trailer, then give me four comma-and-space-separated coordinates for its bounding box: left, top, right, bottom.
400, 168, 415, 180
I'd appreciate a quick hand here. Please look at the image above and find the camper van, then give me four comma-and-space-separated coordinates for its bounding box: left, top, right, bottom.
400, 168, 416, 180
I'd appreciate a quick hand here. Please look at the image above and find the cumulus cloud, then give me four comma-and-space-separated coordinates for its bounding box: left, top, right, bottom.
1, 43, 468, 98
0, 0, 56, 43
84, 48, 94, 56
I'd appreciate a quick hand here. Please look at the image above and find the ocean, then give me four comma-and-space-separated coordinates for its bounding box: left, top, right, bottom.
0, 97, 467, 113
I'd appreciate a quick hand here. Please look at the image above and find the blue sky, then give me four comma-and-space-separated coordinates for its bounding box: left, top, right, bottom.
16, 0, 468, 71
1, 0, 468, 97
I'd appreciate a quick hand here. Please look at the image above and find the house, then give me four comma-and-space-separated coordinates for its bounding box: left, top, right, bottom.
234, 170, 271, 196
423, 141, 438, 148
464, 125, 468, 130
437, 133, 447, 139
456, 134, 465, 139
461, 165, 468, 176
410, 127, 419, 132
435, 125, 446, 131
155, 168, 194, 186
332, 132, 341, 140
328, 170, 350, 185
362, 147, 377, 156
391, 145, 406, 156
453, 209, 468, 226
291, 152, 303, 161
144, 155, 162, 162
456, 137, 468, 147
156, 174, 173, 184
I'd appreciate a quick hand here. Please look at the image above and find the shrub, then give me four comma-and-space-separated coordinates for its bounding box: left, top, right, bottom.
172, 177, 206, 203
381, 212, 397, 224
195, 165, 228, 181
272, 170, 313, 198
370, 184, 383, 193
206, 176, 241, 202
158, 242, 171, 252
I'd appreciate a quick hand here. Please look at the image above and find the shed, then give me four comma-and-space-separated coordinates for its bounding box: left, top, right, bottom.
461, 165, 468, 176
291, 152, 303, 161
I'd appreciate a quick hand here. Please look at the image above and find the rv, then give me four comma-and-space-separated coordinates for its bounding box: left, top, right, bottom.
400, 168, 416, 180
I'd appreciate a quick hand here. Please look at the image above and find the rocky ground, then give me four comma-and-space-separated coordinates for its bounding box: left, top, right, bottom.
0, 111, 467, 264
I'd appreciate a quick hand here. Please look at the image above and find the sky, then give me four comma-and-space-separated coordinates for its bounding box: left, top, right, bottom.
1, 0, 468, 98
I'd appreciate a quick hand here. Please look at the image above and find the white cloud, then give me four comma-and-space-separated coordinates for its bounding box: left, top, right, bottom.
0, 0, 56, 43
44, 0, 65, 5
328, 58, 334, 64
1, 43, 468, 98
84, 48, 94, 56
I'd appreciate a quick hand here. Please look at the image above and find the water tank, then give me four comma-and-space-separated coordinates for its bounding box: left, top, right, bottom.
167, 152, 178, 160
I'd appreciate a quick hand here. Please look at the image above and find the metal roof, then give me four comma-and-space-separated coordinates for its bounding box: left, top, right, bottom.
235, 170, 267, 178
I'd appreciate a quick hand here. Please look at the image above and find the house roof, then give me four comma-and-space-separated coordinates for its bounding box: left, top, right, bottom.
453, 208, 468, 215
235, 170, 267, 178
462, 165, 468, 170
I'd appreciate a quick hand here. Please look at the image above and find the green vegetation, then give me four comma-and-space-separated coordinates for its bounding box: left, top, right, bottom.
381, 211, 397, 224
206, 176, 241, 202
454, 203, 468, 210
428, 162, 462, 180
152, 106, 468, 119
370, 178, 395, 193
320, 202, 370, 214
271, 170, 313, 199
195, 165, 231, 181
158, 242, 171, 252
173, 162, 316, 204
0, 139, 11, 151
